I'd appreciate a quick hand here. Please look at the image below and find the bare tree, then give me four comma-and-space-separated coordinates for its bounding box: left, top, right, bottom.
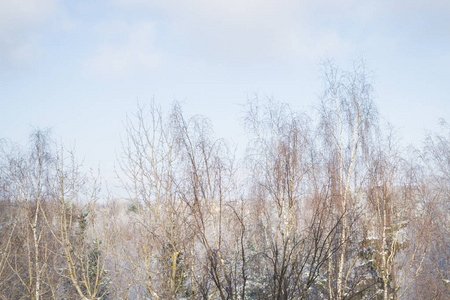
0, 131, 112, 299
0, 130, 61, 299
119, 102, 196, 299
50, 147, 111, 300
244, 98, 344, 299
408, 120, 450, 299
318, 60, 376, 300
360, 124, 432, 300
171, 103, 239, 300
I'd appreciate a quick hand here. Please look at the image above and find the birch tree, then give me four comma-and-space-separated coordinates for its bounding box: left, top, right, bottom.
1, 130, 59, 299
319, 61, 376, 299
245, 99, 343, 299
120, 103, 195, 299
171, 103, 240, 300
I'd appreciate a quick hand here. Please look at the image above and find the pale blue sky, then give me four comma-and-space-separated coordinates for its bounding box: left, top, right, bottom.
1, 0, 449, 187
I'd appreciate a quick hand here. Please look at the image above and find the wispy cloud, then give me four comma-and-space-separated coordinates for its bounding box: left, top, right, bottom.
0, 0, 57, 64
108, 0, 449, 65
86, 21, 162, 76
108, 0, 361, 63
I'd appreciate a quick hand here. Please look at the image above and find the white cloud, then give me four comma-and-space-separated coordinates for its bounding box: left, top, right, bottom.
108, 0, 355, 63
86, 21, 162, 76
0, 0, 56, 32
109, 0, 449, 65
0, 0, 56, 64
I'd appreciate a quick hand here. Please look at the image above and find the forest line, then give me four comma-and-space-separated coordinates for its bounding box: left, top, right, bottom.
0, 62, 449, 299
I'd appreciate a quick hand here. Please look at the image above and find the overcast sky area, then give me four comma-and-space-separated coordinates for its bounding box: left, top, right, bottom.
1, 0, 449, 190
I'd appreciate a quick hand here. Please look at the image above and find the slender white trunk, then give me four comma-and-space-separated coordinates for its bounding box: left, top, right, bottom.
336, 215, 347, 300
32, 204, 40, 300
382, 225, 389, 300
328, 240, 334, 300
33, 226, 40, 300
